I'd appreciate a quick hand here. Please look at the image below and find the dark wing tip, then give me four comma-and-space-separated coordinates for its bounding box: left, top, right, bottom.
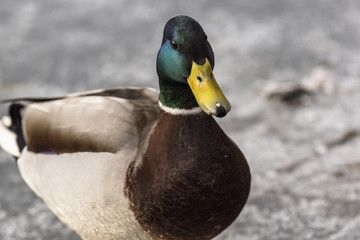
9, 104, 26, 152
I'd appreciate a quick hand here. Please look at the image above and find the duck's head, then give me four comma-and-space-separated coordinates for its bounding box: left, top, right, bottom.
156, 15, 231, 118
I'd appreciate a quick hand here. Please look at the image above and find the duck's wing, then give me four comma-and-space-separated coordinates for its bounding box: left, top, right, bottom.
0, 87, 159, 156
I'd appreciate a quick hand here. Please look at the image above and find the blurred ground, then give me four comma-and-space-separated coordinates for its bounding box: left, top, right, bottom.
1, 0, 360, 239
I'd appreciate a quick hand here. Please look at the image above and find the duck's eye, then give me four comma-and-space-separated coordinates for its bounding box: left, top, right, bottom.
170, 40, 179, 50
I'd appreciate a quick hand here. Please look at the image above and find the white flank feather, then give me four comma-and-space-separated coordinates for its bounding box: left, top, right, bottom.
0, 118, 21, 157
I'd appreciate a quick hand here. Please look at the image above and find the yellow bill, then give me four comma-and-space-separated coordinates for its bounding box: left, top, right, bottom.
187, 58, 231, 117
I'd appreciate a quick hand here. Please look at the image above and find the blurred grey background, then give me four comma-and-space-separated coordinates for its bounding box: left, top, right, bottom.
1, 0, 360, 239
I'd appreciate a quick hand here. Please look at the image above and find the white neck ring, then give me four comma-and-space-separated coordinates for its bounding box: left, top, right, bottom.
158, 101, 202, 115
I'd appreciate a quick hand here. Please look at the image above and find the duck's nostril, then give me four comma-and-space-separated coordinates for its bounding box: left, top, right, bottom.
197, 76, 202, 82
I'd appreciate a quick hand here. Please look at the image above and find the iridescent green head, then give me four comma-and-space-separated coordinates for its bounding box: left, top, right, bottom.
156, 15, 231, 117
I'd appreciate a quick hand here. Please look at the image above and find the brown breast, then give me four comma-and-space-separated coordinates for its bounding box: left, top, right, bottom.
125, 110, 251, 240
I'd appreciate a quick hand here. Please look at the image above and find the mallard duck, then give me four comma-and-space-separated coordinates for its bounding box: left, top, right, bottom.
0, 15, 251, 240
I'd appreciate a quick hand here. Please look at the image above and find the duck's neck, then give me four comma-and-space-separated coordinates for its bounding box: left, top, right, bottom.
158, 77, 199, 110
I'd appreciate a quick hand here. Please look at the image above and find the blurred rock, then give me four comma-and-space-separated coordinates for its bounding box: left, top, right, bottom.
261, 67, 334, 105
